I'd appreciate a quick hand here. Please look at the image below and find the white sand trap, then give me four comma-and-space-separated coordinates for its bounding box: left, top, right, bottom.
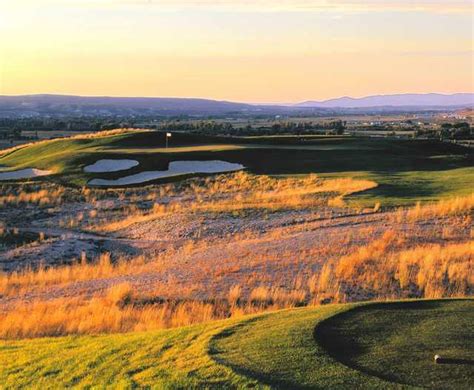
88, 160, 245, 186
0, 168, 52, 181
84, 159, 139, 173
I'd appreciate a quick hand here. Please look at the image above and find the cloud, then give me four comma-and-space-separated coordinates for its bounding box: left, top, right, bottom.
3, 0, 473, 13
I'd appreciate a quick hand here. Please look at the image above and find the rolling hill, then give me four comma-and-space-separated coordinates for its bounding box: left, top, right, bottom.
1, 93, 472, 118
297, 93, 474, 108
0, 130, 472, 206
0, 94, 257, 117
1, 300, 472, 388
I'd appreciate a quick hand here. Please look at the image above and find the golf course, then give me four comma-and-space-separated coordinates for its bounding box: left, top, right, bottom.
1, 299, 472, 388
0, 129, 472, 206
2, 0, 473, 386
0, 130, 473, 389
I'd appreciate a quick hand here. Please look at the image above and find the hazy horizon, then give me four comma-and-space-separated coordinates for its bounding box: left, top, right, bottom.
0, 91, 473, 106
1, 1, 473, 102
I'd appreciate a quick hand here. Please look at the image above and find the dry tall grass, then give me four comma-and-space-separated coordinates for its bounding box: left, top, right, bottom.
1, 181, 472, 339
0, 289, 215, 339
1, 237, 472, 339
405, 194, 474, 221
0, 188, 66, 207
0, 282, 309, 339
99, 172, 376, 232
0, 253, 149, 296
326, 235, 473, 301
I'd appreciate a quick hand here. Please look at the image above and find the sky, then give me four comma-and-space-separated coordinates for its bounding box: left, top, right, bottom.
0, 0, 473, 103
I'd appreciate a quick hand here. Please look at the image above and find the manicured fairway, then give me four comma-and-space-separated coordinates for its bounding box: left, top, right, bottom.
0, 300, 471, 388
0, 130, 472, 205
324, 166, 474, 206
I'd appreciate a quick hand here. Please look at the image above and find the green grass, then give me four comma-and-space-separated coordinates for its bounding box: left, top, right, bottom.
210, 305, 393, 389
322, 167, 474, 207
316, 299, 474, 389
0, 130, 472, 205
1, 300, 472, 388
0, 318, 251, 389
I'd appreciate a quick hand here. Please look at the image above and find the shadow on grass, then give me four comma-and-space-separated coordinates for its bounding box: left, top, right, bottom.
436, 358, 474, 365
313, 299, 474, 387
352, 181, 441, 202
208, 315, 316, 390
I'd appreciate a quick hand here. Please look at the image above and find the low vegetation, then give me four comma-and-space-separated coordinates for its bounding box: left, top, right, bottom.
99, 172, 376, 232
0, 300, 471, 388
0, 194, 471, 339
0, 129, 472, 387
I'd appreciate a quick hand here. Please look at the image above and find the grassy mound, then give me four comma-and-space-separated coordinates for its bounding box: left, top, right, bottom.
0, 318, 252, 389
0, 130, 472, 205
1, 300, 471, 388
316, 299, 474, 389
210, 304, 392, 388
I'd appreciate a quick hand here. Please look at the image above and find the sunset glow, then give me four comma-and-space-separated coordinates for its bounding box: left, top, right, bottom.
1, 0, 472, 102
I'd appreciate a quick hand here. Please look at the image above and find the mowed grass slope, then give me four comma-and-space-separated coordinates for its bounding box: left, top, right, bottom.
323, 167, 474, 206
1, 300, 472, 388
0, 319, 252, 389
0, 130, 472, 205
316, 299, 474, 389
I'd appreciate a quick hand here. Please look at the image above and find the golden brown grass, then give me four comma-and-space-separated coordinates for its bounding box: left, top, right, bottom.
1, 236, 472, 339
326, 234, 473, 301
0, 290, 216, 339
1, 182, 472, 339
3, 230, 471, 340
0, 282, 310, 339
2, 234, 471, 339
396, 241, 473, 297
0, 183, 107, 209
99, 172, 376, 232
0, 187, 66, 207
0, 253, 150, 296
405, 194, 474, 222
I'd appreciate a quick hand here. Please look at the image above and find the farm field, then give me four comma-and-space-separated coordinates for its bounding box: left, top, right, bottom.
0, 130, 472, 388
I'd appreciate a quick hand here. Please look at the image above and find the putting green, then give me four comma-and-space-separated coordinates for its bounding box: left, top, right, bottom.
316, 299, 474, 389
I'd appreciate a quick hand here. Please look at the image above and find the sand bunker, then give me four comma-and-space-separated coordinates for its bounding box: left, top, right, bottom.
88, 160, 245, 186
0, 168, 52, 181
84, 159, 139, 173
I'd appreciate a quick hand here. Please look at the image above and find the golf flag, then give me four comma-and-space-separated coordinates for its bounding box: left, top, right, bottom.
166, 133, 172, 137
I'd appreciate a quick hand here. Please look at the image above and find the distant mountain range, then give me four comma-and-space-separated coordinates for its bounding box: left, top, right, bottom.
0, 93, 472, 118
0, 94, 256, 117
296, 93, 474, 108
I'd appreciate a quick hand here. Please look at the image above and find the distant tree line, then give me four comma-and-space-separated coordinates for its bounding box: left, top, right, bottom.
0, 118, 138, 139
159, 120, 346, 136
1, 115, 470, 140
416, 122, 472, 140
